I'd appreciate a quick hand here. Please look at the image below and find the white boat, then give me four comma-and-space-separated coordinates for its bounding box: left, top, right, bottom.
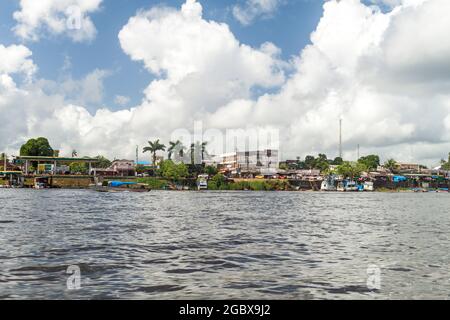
321, 176, 336, 191
363, 181, 374, 192
337, 180, 358, 192
345, 181, 358, 192
197, 174, 209, 191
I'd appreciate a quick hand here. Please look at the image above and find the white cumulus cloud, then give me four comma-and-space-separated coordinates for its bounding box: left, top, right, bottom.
13, 0, 102, 42
232, 0, 282, 25
2, 0, 450, 167
114, 95, 131, 107
0, 44, 37, 80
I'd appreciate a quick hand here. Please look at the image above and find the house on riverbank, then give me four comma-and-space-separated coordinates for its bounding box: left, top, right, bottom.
211, 150, 279, 176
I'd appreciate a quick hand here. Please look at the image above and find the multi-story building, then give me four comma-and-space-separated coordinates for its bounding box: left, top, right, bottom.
110, 159, 136, 176
91, 159, 136, 177
212, 150, 279, 175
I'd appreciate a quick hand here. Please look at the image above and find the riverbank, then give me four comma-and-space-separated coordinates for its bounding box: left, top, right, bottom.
2, 175, 449, 192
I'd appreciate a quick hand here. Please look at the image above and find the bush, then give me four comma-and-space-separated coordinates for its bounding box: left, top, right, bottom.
137, 177, 168, 189
209, 174, 227, 190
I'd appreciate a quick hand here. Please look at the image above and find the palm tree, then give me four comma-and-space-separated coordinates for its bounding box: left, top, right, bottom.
384, 159, 398, 173
178, 143, 186, 160
168, 140, 181, 160
201, 142, 208, 162
189, 141, 208, 165
190, 143, 196, 165
72, 150, 78, 158
143, 139, 166, 167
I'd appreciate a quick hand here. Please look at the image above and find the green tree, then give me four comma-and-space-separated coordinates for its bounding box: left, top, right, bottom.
201, 142, 208, 162
205, 165, 218, 176
209, 173, 226, 190
135, 164, 147, 175
442, 153, 450, 170
304, 155, 315, 169
384, 159, 399, 173
336, 161, 367, 179
159, 160, 188, 182
332, 157, 343, 165
0, 153, 6, 171
190, 143, 196, 165
20, 137, 54, 157
143, 139, 166, 167
70, 162, 88, 174
168, 140, 181, 160
358, 155, 380, 171
91, 155, 111, 168
314, 154, 330, 172
189, 141, 209, 165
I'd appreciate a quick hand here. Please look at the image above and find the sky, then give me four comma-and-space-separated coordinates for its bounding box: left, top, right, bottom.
0, 0, 449, 167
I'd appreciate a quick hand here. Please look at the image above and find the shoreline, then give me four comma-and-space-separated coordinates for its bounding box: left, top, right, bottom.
2, 175, 449, 193
1, 186, 448, 193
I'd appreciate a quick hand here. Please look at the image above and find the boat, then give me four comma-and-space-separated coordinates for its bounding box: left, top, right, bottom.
321, 176, 337, 191
197, 174, 209, 191
363, 181, 374, 192
345, 181, 359, 192
90, 181, 150, 193
34, 177, 50, 189
337, 180, 358, 192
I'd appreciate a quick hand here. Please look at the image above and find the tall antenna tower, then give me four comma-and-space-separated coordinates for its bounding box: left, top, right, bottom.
339, 118, 343, 159
136, 145, 139, 164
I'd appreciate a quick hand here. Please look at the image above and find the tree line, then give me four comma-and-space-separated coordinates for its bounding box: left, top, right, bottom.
13, 137, 450, 177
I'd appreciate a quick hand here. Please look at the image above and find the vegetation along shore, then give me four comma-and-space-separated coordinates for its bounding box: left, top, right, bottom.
1, 137, 449, 192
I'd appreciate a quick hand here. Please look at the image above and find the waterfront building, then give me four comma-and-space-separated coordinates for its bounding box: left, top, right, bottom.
212, 150, 279, 175
397, 163, 423, 173
110, 159, 136, 176
14, 156, 98, 175
90, 160, 136, 177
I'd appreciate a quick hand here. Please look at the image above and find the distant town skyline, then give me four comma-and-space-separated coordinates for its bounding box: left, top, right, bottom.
1, 0, 449, 168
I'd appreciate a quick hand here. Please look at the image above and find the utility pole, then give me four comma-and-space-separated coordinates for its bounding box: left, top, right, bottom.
339, 118, 343, 159
357, 144, 360, 161
3, 153, 6, 172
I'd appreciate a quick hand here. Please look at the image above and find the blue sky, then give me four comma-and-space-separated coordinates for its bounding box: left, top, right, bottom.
1, 0, 448, 165
0, 0, 325, 112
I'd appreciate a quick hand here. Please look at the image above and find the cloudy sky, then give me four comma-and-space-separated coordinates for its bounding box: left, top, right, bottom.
0, 0, 449, 167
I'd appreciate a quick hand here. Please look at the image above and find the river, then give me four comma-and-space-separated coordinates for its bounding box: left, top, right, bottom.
0, 189, 449, 299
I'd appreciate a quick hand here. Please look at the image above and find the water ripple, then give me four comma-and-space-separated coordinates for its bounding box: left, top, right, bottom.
1, 189, 449, 299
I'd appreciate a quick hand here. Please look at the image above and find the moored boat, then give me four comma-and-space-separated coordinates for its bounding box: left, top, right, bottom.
345, 181, 358, 192
197, 174, 209, 191
363, 181, 374, 192
321, 176, 337, 191
90, 181, 150, 193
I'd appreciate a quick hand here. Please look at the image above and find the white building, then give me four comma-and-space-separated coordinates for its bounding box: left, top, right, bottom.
212, 150, 279, 175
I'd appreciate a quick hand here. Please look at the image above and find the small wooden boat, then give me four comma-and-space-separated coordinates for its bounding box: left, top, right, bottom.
90, 181, 150, 193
